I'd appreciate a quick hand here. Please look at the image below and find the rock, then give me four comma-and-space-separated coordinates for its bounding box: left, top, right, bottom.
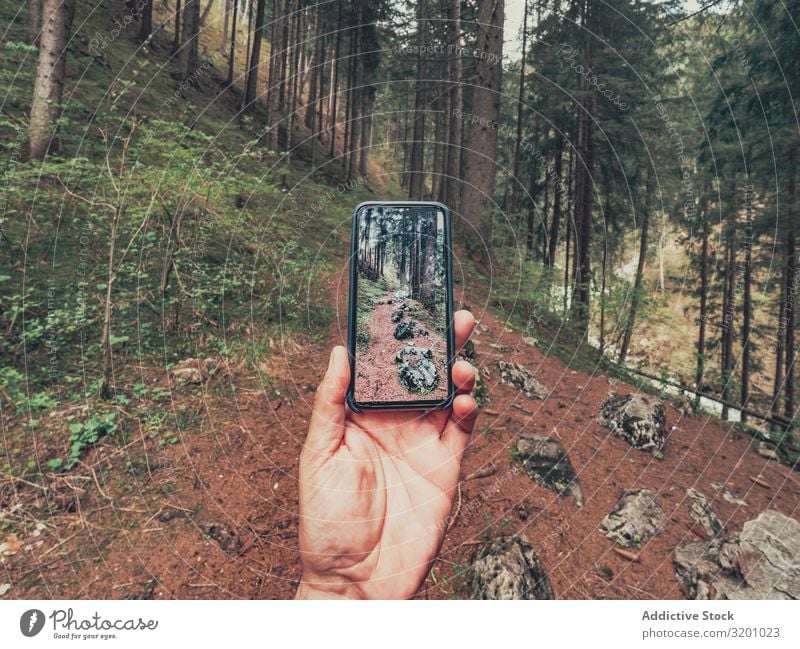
497, 361, 548, 400
514, 435, 583, 506
522, 336, 538, 347
686, 488, 724, 538
414, 327, 429, 337
674, 510, 800, 599
0, 583, 10, 596
392, 289, 408, 302
598, 393, 667, 452
390, 308, 404, 323
396, 347, 438, 393
600, 489, 665, 547
721, 489, 748, 507
393, 320, 416, 340
204, 523, 241, 553
468, 535, 554, 600
395, 346, 433, 363
173, 358, 218, 384
460, 339, 476, 363
756, 442, 779, 460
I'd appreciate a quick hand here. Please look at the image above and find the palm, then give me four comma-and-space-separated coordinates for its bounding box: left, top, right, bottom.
300, 409, 461, 599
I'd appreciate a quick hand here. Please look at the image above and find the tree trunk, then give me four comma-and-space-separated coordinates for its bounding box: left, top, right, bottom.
28, 0, 75, 161
242, 0, 266, 109
222, 0, 231, 50
305, 2, 320, 130
618, 170, 652, 364
225, 0, 239, 86
773, 263, 787, 421
741, 184, 753, 422
29, 0, 43, 45
443, 0, 462, 212
546, 135, 564, 269
510, 0, 529, 213
695, 189, 710, 397
459, 0, 504, 265
328, 0, 343, 157
721, 178, 737, 419
408, 0, 428, 200
572, 0, 596, 331
599, 178, 610, 355
525, 138, 538, 254
139, 0, 153, 42
785, 147, 797, 420
172, 0, 182, 55
431, 97, 444, 200
180, 0, 202, 82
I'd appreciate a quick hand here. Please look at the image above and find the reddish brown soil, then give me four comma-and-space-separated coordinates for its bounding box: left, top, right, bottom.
3, 275, 799, 601
354, 291, 448, 403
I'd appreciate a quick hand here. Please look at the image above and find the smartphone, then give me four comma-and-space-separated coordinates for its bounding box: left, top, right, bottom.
346, 201, 455, 412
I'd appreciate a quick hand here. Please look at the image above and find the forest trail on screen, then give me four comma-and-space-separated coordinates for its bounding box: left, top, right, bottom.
1, 0, 798, 600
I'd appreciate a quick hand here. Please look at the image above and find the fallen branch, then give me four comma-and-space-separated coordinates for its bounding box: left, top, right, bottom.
612, 546, 641, 562
463, 464, 498, 482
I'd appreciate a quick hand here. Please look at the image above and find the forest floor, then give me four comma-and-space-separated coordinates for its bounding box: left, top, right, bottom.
3, 255, 799, 600
354, 288, 449, 403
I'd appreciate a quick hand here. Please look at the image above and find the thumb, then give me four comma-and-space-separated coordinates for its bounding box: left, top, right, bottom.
305, 346, 350, 456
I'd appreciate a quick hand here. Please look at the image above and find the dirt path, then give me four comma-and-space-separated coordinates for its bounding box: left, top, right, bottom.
4, 262, 799, 601
354, 291, 448, 403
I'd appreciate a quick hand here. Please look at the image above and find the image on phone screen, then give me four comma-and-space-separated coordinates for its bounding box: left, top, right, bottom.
350, 203, 451, 406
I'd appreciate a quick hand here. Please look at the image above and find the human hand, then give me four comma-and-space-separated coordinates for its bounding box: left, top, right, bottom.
295, 310, 478, 599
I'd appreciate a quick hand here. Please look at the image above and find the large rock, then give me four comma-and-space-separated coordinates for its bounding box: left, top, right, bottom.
674, 510, 800, 600
514, 435, 583, 506
600, 489, 665, 547
396, 346, 438, 394
686, 488, 724, 538
598, 393, 666, 452
468, 535, 554, 600
497, 361, 548, 400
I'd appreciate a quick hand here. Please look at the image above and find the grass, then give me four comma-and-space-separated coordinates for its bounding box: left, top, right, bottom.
355, 274, 388, 350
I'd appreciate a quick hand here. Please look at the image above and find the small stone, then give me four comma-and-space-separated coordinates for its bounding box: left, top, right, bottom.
756, 442, 779, 460
514, 435, 583, 506
390, 308, 404, 323
395, 346, 433, 363
497, 361, 548, 400
685, 488, 724, 538
393, 320, 416, 340
173, 358, 218, 384
468, 535, 554, 600
204, 523, 241, 553
598, 393, 667, 452
600, 489, 665, 548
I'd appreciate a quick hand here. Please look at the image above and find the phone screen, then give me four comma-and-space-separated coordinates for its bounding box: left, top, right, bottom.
350, 203, 452, 406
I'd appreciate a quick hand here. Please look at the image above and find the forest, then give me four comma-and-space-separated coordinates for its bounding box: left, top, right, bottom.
354, 205, 447, 402
0, 0, 798, 600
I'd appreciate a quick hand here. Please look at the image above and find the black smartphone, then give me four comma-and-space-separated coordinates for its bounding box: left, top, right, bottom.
346, 201, 456, 412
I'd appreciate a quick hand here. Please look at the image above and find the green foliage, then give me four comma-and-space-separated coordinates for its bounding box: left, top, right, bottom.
49, 413, 118, 472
